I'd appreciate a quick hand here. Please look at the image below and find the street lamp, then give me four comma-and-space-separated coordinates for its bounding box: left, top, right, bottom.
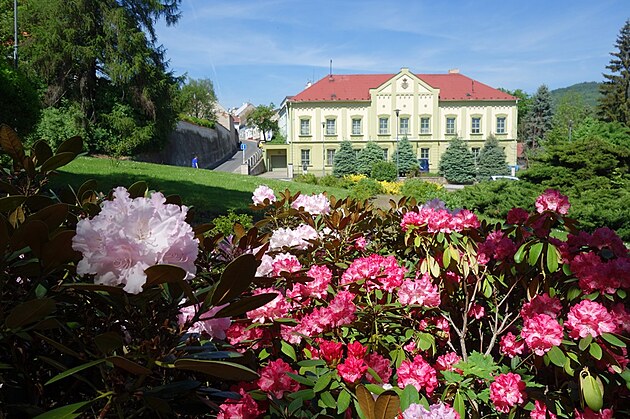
394, 109, 400, 177
322, 122, 326, 176
13, 0, 18, 68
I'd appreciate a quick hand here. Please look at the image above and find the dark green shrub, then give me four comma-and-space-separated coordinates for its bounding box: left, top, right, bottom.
396, 136, 417, 175
400, 178, 448, 204
356, 142, 385, 175
179, 114, 216, 129
28, 101, 87, 151
319, 174, 343, 188
211, 210, 253, 236
477, 135, 509, 181
439, 137, 476, 184
0, 61, 41, 136
293, 173, 318, 185
371, 161, 397, 181
333, 140, 358, 177
350, 177, 383, 200
454, 181, 541, 220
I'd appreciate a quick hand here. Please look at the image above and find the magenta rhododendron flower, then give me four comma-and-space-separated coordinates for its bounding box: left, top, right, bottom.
477, 230, 517, 263
291, 193, 331, 215
252, 184, 276, 205
520, 293, 563, 319
318, 339, 344, 365
565, 300, 616, 339
468, 303, 485, 319
217, 387, 263, 419
398, 272, 440, 307
570, 251, 626, 295
535, 189, 570, 214
287, 264, 332, 300
506, 207, 529, 224
347, 341, 367, 359
246, 287, 290, 324
72, 187, 198, 294
271, 252, 302, 275
574, 407, 614, 419
341, 254, 406, 292
402, 402, 460, 419
499, 332, 524, 358
365, 352, 392, 384
337, 356, 368, 384
489, 372, 527, 413
521, 313, 563, 356
435, 352, 462, 373
226, 322, 266, 351
397, 355, 438, 396
257, 359, 300, 399
401, 207, 479, 233
178, 304, 230, 340
530, 400, 557, 419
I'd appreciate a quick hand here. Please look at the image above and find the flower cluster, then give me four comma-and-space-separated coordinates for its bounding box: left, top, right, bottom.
401, 207, 479, 233
535, 189, 570, 214
489, 373, 527, 413
252, 184, 276, 205
72, 187, 198, 294
178, 304, 231, 340
402, 402, 460, 419
269, 224, 319, 250
291, 193, 331, 215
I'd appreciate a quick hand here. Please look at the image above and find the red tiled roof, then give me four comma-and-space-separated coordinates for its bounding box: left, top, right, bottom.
290, 73, 516, 102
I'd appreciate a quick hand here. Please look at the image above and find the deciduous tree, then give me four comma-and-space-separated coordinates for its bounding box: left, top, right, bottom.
598, 19, 630, 125
176, 78, 217, 122
246, 104, 278, 143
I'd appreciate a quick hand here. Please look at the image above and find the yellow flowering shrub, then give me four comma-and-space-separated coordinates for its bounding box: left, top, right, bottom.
343, 174, 367, 186
379, 180, 403, 195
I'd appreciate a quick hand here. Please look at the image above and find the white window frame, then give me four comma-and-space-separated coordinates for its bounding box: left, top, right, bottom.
351, 118, 362, 135
496, 116, 506, 134
379, 117, 389, 135
471, 117, 481, 134
420, 148, 430, 160
300, 149, 310, 166
325, 118, 336, 135
420, 117, 430, 134
399, 117, 410, 135
300, 119, 310, 136
446, 117, 456, 135
326, 149, 335, 166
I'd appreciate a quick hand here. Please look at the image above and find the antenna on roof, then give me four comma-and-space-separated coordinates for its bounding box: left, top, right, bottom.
330, 59, 333, 76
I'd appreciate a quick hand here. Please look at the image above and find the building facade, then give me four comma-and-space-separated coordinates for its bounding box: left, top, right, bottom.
265, 68, 518, 177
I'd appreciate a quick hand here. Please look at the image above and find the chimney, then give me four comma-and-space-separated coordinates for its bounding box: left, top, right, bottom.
305, 81, 312, 89
448, 68, 460, 74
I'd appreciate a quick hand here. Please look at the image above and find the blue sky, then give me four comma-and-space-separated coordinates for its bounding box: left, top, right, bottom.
155, 0, 629, 109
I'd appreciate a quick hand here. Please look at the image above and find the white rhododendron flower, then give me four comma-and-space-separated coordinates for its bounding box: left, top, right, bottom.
72, 187, 199, 294
291, 193, 330, 215
252, 185, 276, 205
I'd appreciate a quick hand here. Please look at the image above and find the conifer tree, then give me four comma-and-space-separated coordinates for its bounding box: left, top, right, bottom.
356, 141, 385, 175
438, 137, 476, 184
476, 135, 509, 181
333, 140, 358, 177
598, 19, 630, 125
395, 136, 417, 176
526, 85, 553, 149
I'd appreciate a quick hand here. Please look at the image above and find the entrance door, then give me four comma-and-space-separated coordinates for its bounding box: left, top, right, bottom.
270, 154, 287, 170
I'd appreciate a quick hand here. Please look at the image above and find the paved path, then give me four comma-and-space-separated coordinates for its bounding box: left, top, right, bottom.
213, 138, 259, 173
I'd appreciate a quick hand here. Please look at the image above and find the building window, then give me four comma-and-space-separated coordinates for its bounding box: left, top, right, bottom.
446, 117, 456, 135
379, 117, 389, 135
472, 147, 480, 163
400, 117, 409, 135
300, 119, 310, 135
382, 148, 388, 161
352, 118, 362, 135
419, 148, 430, 171
301, 149, 310, 166
471, 117, 481, 134
496, 117, 506, 134
420, 117, 430, 134
326, 149, 335, 166
326, 118, 336, 135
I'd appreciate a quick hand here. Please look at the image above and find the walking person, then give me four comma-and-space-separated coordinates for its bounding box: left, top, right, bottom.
191, 154, 199, 168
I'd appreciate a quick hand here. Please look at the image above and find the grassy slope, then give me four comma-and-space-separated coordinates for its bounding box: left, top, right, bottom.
51, 157, 348, 219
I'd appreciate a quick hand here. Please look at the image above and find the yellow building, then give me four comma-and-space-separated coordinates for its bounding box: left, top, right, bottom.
265, 68, 518, 177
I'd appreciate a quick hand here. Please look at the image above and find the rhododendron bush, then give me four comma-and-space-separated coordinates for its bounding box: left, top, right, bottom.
0, 125, 629, 418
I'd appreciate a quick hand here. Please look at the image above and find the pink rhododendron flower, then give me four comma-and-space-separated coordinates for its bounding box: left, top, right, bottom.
226, 322, 266, 351
347, 341, 367, 359
72, 187, 198, 294
217, 387, 263, 419
341, 254, 406, 292
397, 272, 440, 307
570, 251, 626, 295
318, 339, 344, 365
178, 304, 230, 340
611, 303, 630, 334
530, 400, 557, 419
257, 359, 300, 399
521, 313, 563, 356
401, 207, 479, 233
365, 352, 392, 384
246, 287, 290, 324
323, 290, 357, 327
337, 356, 368, 384
396, 355, 438, 396
291, 193, 331, 215
435, 352, 462, 373
269, 224, 319, 250
287, 264, 332, 300
574, 408, 614, 419
468, 303, 485, 319
535, 189, 570, 214
506, 207, 529, 224
402, 402, 460, 419
565, 300, 616, 339
355, 236, 367, 250
477, 230, 517, 263
252, 185, 276, 205
489, 372, 527, 413
271, 253, 302, 275
500, 332, 525, 358
520, 293, 563, 319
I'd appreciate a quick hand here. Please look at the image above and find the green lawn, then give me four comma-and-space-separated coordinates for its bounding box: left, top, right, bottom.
51, 157, 348, 219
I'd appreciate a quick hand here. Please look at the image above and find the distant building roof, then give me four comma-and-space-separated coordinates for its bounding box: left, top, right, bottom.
290, 73, 516, 102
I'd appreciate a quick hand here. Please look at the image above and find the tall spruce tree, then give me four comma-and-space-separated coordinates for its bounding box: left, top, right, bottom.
438, 137, 476, 184
396, 136, 417, 175
333, 140, 358, 177
598, 19, 630, 125
476, 135, 509, 181
356, 141, 385, 175
526, 85, 553, 149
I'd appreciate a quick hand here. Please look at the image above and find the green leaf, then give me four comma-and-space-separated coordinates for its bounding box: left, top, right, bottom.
374, 390, 400, 419
337, 389, 352, 414
442, 246, 451, 267
313, 372, 332, 393
33, 400, 92, 419
601, 333, 626, 348
320, 391, 336, 409
546, 243, 559, 272
355, 384, 375, 419
528, 242, 544, 266
286, 372, 316, 386
107, 356, 152, 375
589, 342, 603, 360
0, 195, 26, 213
0, 124, 26, 163
214, 293, 278, 318
144, 264, 187, 288
281, 341, 297, 362
514, 243, 527, 263
6, 298, 55, 329
400, 384, 420, 411
95, 332, 124, 355
567, 287, 582, 301
40, 152, 77, 173
453, 390, 465, 419
127, 181, 148, 198
579, 335, 593, 351
547, 346, 566, 367
297, 359, 327, 367
174, 359, 259, 381
580, 372, 604, 412
212, 254, 258, 305
56, 135, 83, 155
45, 359, 105, 385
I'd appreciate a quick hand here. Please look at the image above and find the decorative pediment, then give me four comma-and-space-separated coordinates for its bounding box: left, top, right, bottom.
369, 68, 439, 98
